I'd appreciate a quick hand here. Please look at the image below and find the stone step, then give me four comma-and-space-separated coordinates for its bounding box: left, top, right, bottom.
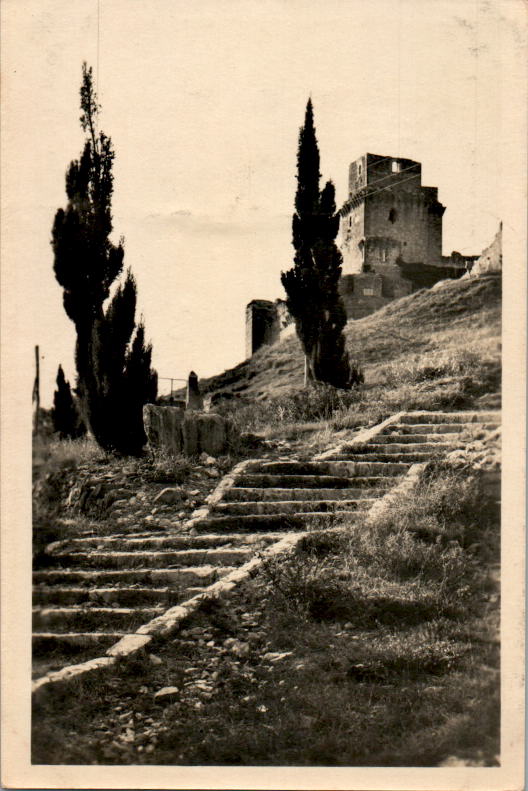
236, 468, 408, 489
345, 442, 455, 454
33, 606, 162, 633
33, 565, 236, 587
223, 482, 393, 502
388, 422, 500, 442
33, 586, 184, 608
372, 432, 461, 444
398, 411, 500, 425
47, 533, 278, 554
243, 460, 411, 476
47, 548, 252, 569
32, 632, 124, 655
213, 498, 375, 516
328, 452, 437, 463
193, 511, 361, 534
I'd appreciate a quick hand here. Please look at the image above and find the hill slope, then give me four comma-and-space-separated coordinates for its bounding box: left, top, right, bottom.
200, 275, 501, 410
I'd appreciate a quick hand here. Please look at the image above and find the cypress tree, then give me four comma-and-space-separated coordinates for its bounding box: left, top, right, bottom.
52, 64, 157, 454
52, 365, 86, 439
281, 99, 351, 388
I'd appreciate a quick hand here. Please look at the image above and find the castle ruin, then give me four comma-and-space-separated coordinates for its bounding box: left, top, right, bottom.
246, 153, 493, 356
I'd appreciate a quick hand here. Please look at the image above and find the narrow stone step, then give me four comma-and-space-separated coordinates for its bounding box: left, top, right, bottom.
399, 411, 500, 424
32, 632, 124, 655
213, 499, 375, 516
33, 565, 236, 587
33, 586, 184, 608
33, 606, 162, 632
47, 533, 278, 553
193, 511, 361, 533
47, 548, 252, 569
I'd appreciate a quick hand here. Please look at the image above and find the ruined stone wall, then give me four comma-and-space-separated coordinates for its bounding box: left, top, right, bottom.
245, 300, 280, 358
469, 223, 502, 277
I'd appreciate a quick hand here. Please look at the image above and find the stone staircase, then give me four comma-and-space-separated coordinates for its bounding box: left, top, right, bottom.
33, 410, 500, 679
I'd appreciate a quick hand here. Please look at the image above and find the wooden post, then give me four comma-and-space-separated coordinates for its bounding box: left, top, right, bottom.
33, 345, 40, 434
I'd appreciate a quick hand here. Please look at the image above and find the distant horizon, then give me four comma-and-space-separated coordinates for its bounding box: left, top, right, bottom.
2, 0, 518, 406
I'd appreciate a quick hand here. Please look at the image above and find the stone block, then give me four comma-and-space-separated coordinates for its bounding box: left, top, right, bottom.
143, 405, 184, 454
144, 406, 239, 458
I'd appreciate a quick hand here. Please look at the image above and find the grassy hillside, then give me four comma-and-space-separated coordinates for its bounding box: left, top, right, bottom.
202, 275, 500, 402
194, 276, 500, 447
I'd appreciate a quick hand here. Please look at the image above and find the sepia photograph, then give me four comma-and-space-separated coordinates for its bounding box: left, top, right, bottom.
1, 0, 525, 789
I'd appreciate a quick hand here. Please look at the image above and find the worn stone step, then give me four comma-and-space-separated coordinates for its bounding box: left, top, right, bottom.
345, 442, 455, 454
372, 432, 461, 444
333, 452, 438, 463
224, 482, 392, 502
398, 411, 500, 425
193, 511, 361, 533
244, 460, 410, 476
33, 586, 184, 608
33, 606, 162, 633
32, 632, 124, 655
33, 565, 236, 587
47, 547, 252, 569
387, 422, 498, 435
213, 498, 375, 516
236, 468, 408, 489
47, 533, 278, 554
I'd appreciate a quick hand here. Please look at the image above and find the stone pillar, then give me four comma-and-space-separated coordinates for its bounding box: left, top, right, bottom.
186, 371, 204, 411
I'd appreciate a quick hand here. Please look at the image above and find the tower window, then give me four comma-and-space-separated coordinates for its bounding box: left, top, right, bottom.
391, 160, 401, 173
388, 208, 397, 223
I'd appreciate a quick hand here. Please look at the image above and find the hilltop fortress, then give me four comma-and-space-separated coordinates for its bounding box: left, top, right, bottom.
246, 153, 501, 357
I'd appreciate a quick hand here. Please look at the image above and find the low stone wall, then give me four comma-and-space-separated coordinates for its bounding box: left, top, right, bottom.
143, 405, 239, 457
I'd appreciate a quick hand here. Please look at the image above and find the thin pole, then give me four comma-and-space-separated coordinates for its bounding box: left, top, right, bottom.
33, 345, 40, 433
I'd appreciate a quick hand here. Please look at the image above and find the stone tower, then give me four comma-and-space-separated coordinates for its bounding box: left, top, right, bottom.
340, 153, 445, 275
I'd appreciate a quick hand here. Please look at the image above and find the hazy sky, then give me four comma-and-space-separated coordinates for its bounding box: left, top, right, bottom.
2, 0, 525, 405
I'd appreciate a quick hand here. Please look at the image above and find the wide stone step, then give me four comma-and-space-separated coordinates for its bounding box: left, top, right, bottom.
193, 511, 361, 533
244, 460, 410, 476
32, 632, 124, 655
372, 432, 461, 444
398, 411, 500, 425
333, 452, 438, 463
224, 482, 393, 502
213, 499, 375, 516
33, 565, 236, 587
46, 533, 278, 554
346, 442, 455, 454
33, 606, 162, 633
47, 548, 252, 569
236, 468, 408, 489
33, 586, 184, 608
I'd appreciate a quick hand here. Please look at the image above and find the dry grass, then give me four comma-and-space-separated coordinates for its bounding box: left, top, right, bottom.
32, 461, 500, 767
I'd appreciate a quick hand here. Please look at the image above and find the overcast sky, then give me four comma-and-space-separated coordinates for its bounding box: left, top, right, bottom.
2, 0, 525, 406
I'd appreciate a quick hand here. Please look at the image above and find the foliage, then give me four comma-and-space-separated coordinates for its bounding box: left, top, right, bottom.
52, 63, 157, 455
281, 100, 351, 388
51, 365, 86, 439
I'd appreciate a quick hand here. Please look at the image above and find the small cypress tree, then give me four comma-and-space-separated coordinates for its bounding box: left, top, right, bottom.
281, 99, 351, 388
52, 365, 86, 439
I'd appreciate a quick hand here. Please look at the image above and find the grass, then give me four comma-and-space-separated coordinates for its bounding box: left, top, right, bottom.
203, 277, 500, 450
32, 460, 500, 766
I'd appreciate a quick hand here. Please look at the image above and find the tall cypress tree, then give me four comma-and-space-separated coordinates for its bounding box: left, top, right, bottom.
52, 64, 157, 454
281, 99, 351, 388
